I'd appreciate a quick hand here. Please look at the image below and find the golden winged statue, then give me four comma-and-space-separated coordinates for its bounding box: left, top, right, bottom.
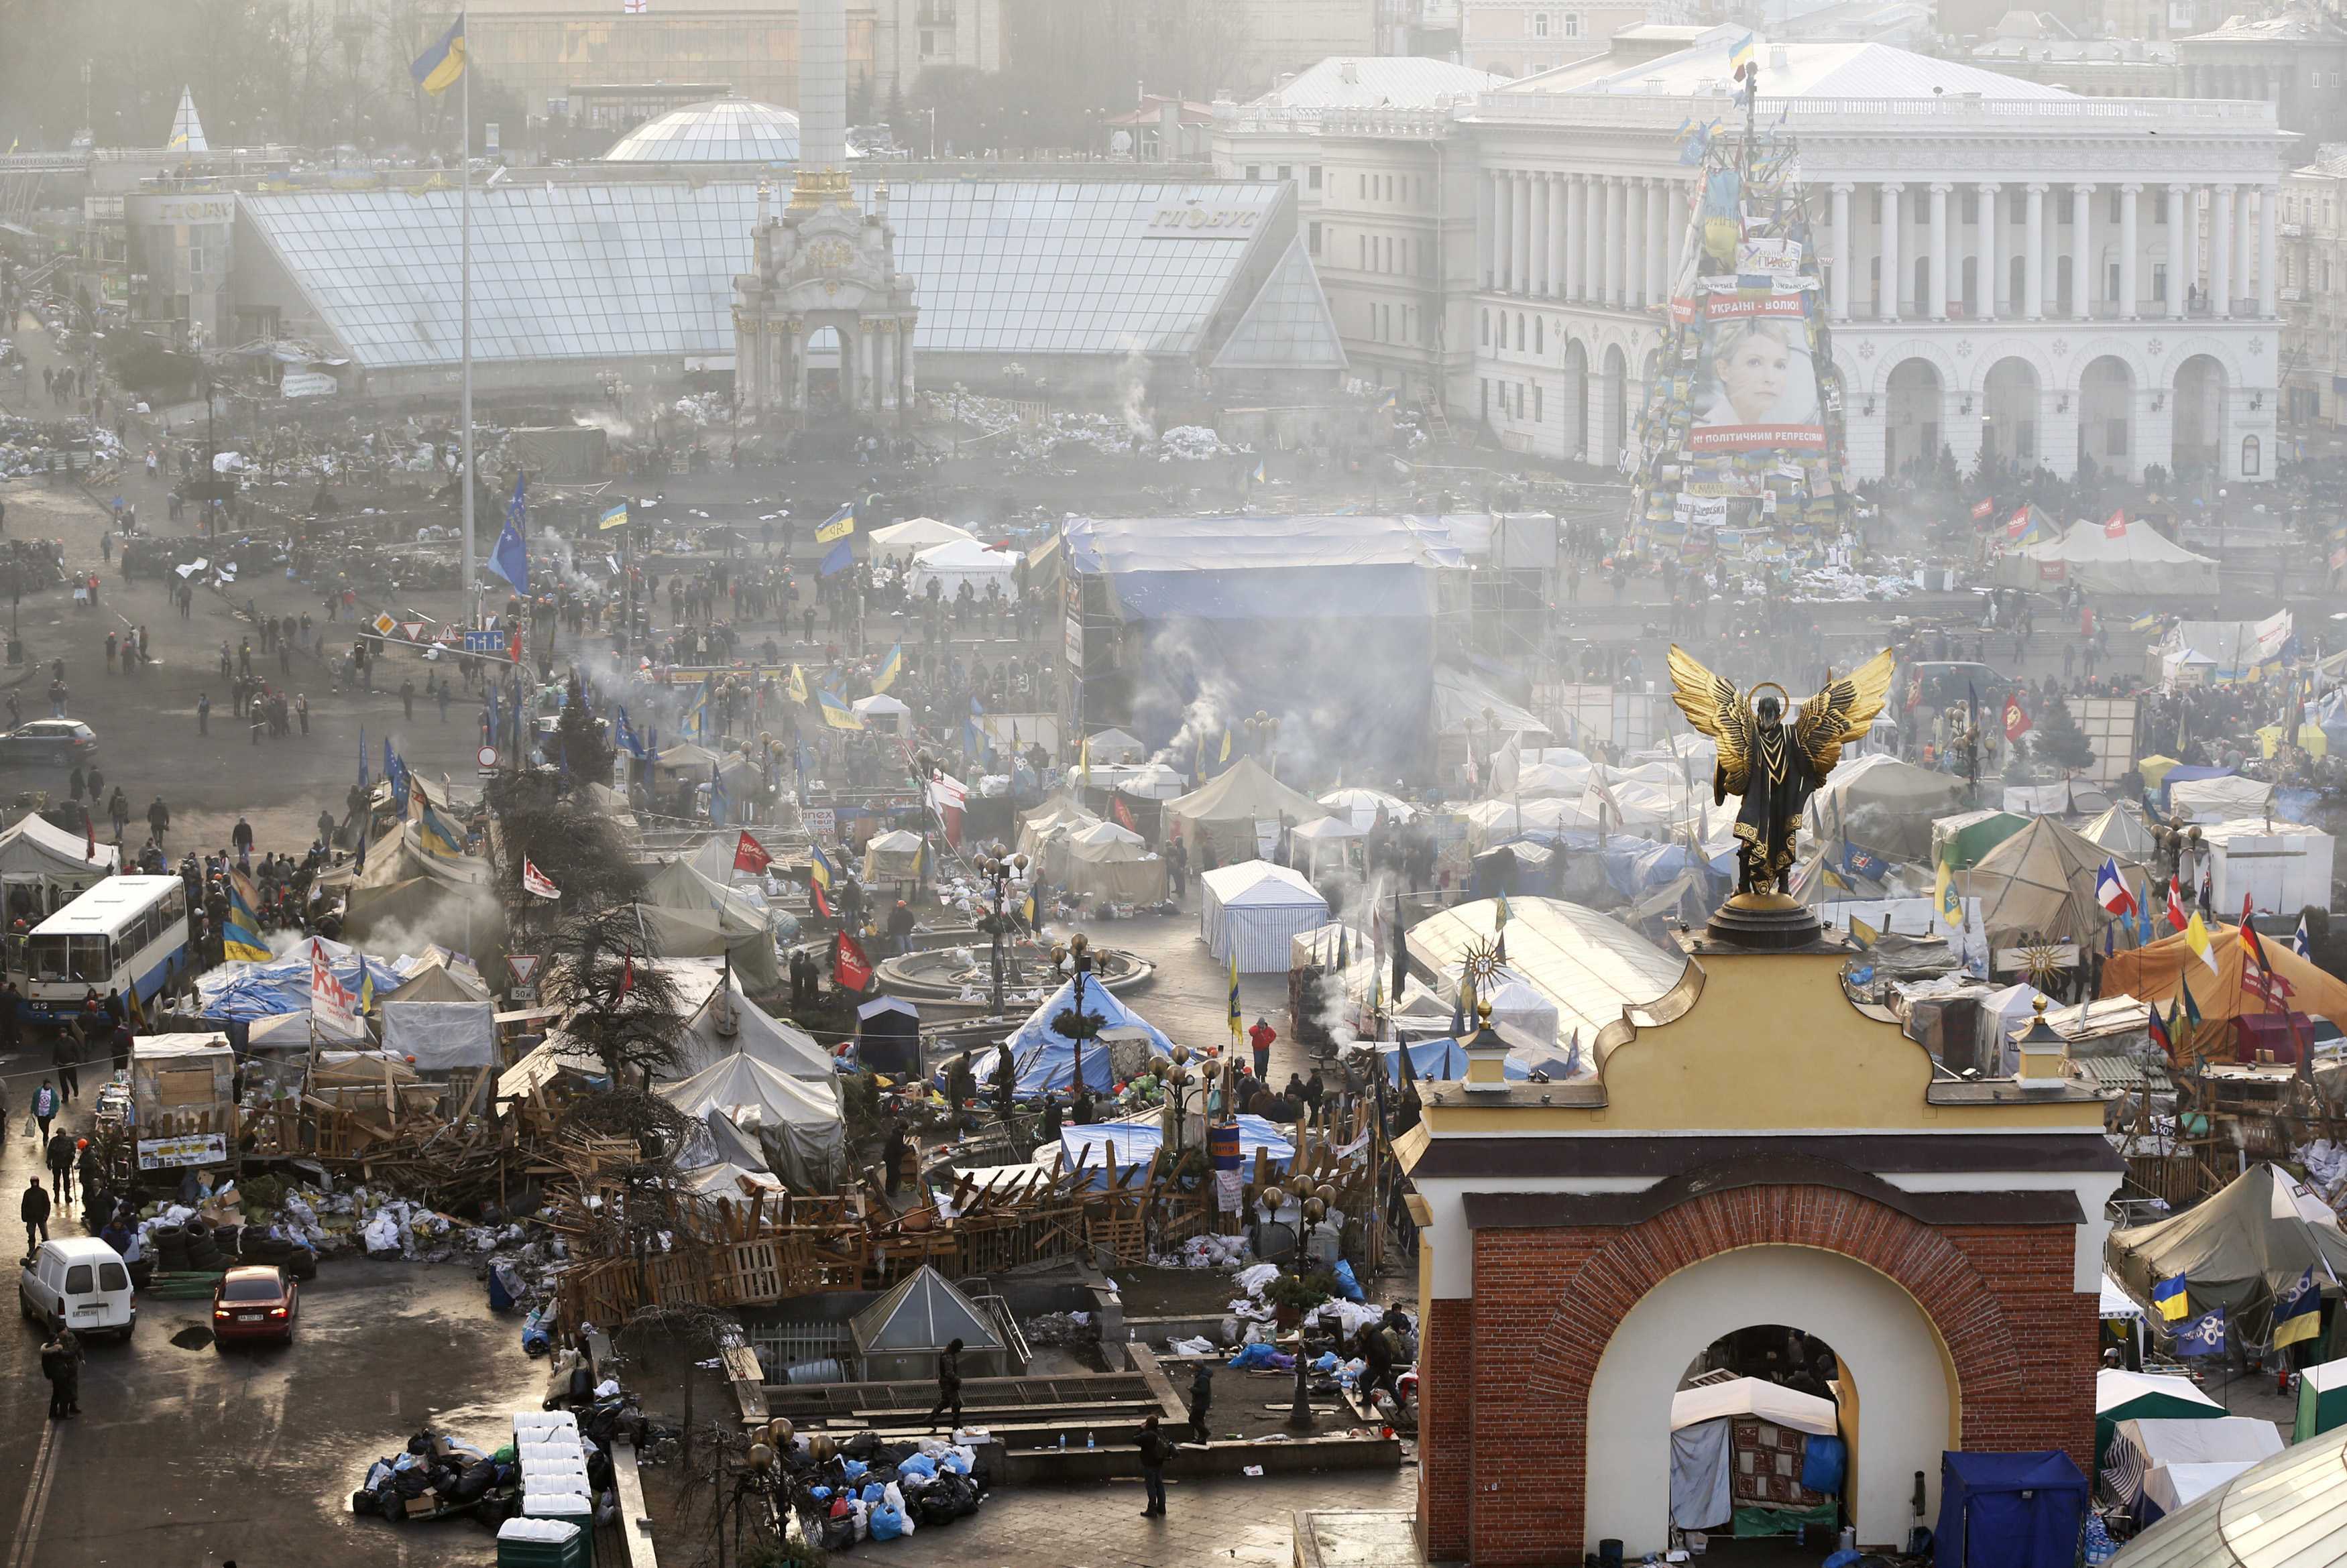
1668, 646, 1898, 897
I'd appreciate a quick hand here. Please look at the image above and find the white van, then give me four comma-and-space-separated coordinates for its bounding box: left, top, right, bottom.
19, 1237, 136, 1339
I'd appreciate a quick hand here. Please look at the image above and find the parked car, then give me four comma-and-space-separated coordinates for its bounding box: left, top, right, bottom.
19, 1236, 136, 1339
211, 1264, 298, 1346
0, 719, 98, 766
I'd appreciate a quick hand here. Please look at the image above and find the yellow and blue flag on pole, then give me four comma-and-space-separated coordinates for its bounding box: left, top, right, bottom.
1227, 952, 1241, 1046
785, 664, 809, 703
815, 503, 856, 544
1728, 32, 1756, 78
817, 690, 865, 731
1934, 856, 1962, 928
2275, 1267, 2324, 1348
410, 13, 468, 97
597, 501, 630, 530
412, 782, 467, 861
2152, 1272, 2190, 1322
872, 644, 903, 694
223, 873, 271, 962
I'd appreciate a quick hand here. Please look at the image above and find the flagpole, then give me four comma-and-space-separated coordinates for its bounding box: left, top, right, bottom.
459, 19, 476, 627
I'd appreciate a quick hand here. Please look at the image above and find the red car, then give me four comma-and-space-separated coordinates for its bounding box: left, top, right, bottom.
211, 1265, 299, 1346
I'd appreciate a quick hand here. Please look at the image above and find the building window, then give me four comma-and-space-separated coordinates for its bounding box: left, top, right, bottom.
1308, 221, 1322, 255
1535, 316, 1544, 353
1532, 11, 1550, 36
1535, 385, 1544, 421
188, 245, 205, 275
2242, 434, 2261, 475
2154, 261, 2168, 302
1359, 235, 1368, 269
1480, 309, 1489, 345
1277, 165, 1291, 183
1246, 166, 1261, 182
1515, 314, 1526, 350
1360, 174, 1368, 198
1564, 11, 1583, 35
920, 29, 934, 53
1309, 165, 1322, 191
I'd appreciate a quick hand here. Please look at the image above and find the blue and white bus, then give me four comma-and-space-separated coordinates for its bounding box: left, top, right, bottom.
21, 876, 190, 1022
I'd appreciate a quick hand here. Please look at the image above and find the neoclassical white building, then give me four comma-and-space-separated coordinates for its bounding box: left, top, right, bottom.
1463, 33, 2293, 483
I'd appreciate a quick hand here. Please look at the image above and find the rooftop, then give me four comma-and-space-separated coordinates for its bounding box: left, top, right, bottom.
238, 178, 1337, 374
602, 98, 819, 164
1241, 56, 1503, 113
2178, 9, 2347, 42
1499, 34, 2079, 99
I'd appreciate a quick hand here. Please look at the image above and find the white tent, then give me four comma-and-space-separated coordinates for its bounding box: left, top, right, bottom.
2081, 802, 2159, 859
1084, 727, 1148, 766
1200, 859, 1330, 972
675, 971, 839, 1081
0, 812, 117, 919
659, 1052, 845, 1189
2140, 1461, 2257, 1523
868, 516, 974, 560
2104, 1416, 2284, 1508
2002, 778, 2115, 817
1512, 761, 1591, 799
1060, 820, 1166, 904
1994, 517, 2218, 597
2168, 775, 2274, 823
1114, 763, 1188, 800
852, 692, 911, 733
1670, 1376, 1839, 1436
2196, 818, 2335, 913
1290, 813, 1365, 878
1319, 788, 1416, 830
909, 538, 1015, 599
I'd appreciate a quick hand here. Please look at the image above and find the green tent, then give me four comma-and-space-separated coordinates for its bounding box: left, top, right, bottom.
2095, 1367, 2224, 1469
1930, 808, 2029, 870
2296, 1358, 2347, 1442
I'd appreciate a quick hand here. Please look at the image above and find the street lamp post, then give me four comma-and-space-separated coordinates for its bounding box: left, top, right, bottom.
1053, 930, 1094, 1102
978, 841, 1029, 1016
1243, 709, 1280, 775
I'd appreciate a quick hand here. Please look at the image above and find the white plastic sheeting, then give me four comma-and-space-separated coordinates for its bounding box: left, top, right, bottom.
379, 1000, 496, 1069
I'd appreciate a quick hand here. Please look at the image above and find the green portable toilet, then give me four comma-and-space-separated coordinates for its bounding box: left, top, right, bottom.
2296, 1358, 2347, 1442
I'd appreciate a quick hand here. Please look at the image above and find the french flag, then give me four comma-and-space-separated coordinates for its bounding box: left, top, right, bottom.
2094, 857, 2136, 917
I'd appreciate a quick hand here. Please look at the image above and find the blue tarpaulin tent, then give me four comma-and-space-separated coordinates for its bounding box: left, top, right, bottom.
196, 936, 406, 1023
1934, 1451, 2088, 1568
1371, 1037, 1582, 1083
2157, 764, 2234, 808
1059, 1113, 1293, 1189
948, 977, 1175, 1099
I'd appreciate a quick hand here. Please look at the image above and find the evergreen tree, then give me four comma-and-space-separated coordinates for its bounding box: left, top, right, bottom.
551, 673, 616, 785
2030, 695, 2096, 774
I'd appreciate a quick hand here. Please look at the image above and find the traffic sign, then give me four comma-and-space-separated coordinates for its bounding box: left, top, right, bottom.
462, 630, 504, 654
477, 745, 500, 769
371, 612, 397, 636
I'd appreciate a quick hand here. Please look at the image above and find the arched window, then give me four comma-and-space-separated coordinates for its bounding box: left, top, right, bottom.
1564, 11, 1583, 36
1480, 308, 1489, 346
2241, 434, 2261, 475
1532, 11, 1550, 37
1535, 317, 1546, 353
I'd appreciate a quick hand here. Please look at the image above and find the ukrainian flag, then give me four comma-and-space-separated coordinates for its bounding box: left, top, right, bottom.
2152, 1273, 2189, 1322
872, 643, 903, 695
809, 845, 836, 893
597, 501, 630, 530
681, 686, 709, 741
223, 874, 271, 963
815, 503, 856, 544
1227, 952, 1241, 1044
410, 14, 468, 97
413, 784, 467, 861
785, 664, 809, 703
817, 690, 865, 730
1729, 32, 1756, 76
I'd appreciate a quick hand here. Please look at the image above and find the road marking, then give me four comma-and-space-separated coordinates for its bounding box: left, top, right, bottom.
5, 1416, 58, 1568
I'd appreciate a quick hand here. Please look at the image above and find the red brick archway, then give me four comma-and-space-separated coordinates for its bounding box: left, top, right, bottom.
1427, 1184, 2092, 1565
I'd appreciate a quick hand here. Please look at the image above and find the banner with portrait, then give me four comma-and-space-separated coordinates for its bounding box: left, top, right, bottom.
1687, 292, 1825, 454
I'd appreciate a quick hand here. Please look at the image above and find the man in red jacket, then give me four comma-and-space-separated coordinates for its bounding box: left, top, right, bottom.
1247, 1016, 1276, 1081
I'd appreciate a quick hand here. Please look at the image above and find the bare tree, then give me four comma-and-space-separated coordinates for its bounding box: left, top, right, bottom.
546, 906, 689, 1088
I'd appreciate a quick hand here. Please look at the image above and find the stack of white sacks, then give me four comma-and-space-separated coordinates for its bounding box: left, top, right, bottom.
514, 1409, 594, 1532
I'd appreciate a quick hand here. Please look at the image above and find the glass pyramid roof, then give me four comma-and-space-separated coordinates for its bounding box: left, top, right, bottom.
1210, 238, 1348, 371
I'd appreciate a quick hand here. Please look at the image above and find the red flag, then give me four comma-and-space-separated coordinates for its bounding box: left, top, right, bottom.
833, 931, 874, 993
809, 878, 834, 918
1970, 497, 1994, 520
616, 952, 635, 1002
734, 830, 773, 875
2003, 695, 2032, 742
83, 808, 96, 863
2167, 876, 2189, 932
2006, 506, 2031, 540
1112, 796, 1139, 833
520, 856, 561, 900
2103, 509, 2129, 538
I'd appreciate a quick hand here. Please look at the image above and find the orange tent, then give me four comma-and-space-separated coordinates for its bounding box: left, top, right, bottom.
2100, 921, 2347, 1044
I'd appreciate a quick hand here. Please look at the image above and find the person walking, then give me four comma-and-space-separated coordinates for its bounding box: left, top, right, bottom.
400, 678, 415, 720
40, 1332, 74, 1419
45, 1126, 74, 1195
23, 1174, 52, 1252
928, 1336, 964, 1432
1247, 1016, 1277, 1082
54, 1046, 78, 1103
1186, 1360, 1214, 1445
231, 815, 253, 868
31, 1077, 58, 1140
146, 796, 170, 846
1137, 1414, 1174, 1516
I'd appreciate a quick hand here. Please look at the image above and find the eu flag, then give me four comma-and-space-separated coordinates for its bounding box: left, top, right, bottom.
486, 473, 530, 593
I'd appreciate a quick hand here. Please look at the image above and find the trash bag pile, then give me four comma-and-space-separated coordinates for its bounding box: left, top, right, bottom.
349, 1425, 521, 1526
1019, 1310, 1096, 1347
1152, 1231, 1253, 1270
757, 1422, 991, 1552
